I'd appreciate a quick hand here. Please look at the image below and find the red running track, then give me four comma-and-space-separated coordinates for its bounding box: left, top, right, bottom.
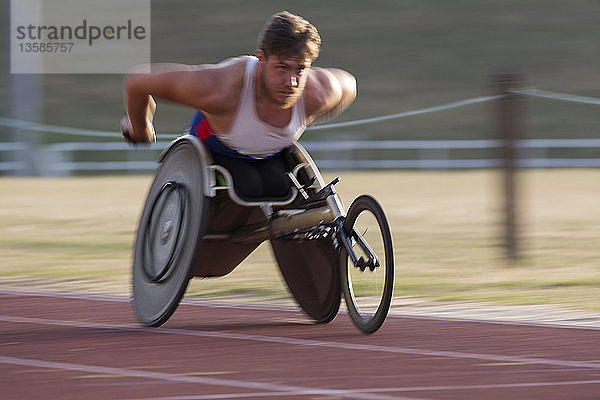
1, 290, 599, 400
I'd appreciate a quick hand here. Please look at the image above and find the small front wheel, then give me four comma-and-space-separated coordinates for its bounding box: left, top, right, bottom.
340, 195, 394, 333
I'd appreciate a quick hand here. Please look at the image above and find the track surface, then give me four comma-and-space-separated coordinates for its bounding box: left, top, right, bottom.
1, 291, 599, 400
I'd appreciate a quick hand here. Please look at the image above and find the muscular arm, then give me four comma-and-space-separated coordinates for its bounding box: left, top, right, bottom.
122, 58, 244, 142
304, 67, 357, 126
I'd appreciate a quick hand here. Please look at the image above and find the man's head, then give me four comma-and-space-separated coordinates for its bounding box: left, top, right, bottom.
257, 11, 321, 63
256, 12, 320, 108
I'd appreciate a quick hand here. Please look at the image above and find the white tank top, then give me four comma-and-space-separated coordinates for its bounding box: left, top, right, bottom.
215, 56, 307, 158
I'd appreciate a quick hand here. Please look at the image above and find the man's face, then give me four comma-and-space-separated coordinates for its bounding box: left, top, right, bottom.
258, 52, 312, 109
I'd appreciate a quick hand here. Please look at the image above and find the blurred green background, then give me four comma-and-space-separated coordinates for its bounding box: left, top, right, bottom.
2, 0, 600, 144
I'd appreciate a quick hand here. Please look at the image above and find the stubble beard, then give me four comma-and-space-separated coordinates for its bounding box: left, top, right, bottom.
260, 68, 298, 109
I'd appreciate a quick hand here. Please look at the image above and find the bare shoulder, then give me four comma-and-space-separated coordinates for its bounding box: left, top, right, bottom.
304, 67, 357, 121
182, 56, 248, 112
125, 56, 249, 114
194, 56, 248, 85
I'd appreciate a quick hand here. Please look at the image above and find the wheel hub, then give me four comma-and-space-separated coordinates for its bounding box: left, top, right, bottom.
160, 219, 173, 245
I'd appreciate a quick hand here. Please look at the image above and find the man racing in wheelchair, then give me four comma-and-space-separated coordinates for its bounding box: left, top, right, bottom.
121, 11, 356, 200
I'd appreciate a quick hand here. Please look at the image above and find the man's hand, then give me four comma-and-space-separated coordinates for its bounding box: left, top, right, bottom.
120, 116, 156, 144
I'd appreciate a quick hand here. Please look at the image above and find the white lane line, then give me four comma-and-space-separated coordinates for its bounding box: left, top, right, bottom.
389, 379, 600, 392
2, 315, 600, 371
0, 289, 300, 312
0, 289, 131, 302
120, 378, 600, 400
124, 392, 357, 400
393, 313, 600, 331
2, 288, 600, 331
0, 355, 426, 400
0, 315, 139, 330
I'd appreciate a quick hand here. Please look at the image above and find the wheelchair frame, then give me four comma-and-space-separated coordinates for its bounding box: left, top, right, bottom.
133, 134, 393, 333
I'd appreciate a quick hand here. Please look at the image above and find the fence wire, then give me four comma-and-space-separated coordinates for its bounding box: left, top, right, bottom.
1, 88, 599, 138
1, 88, 599, 173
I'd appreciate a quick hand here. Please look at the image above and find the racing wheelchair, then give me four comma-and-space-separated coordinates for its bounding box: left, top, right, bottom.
131, 134, 394, 333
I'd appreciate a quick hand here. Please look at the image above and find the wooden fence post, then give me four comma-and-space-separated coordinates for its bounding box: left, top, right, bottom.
493, 72, 524, 261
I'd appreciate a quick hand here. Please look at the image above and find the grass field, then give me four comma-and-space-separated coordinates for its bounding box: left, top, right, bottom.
1, 169, 598, 311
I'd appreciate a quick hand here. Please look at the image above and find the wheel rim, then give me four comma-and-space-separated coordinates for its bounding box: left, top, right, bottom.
345, 208, 387, 320
341, 195, 394, 333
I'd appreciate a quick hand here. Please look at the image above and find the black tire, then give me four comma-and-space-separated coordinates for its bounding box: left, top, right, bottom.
270, 237, 341, 324
340, 195, 394, 333
132, 139, 209, 327
314, 300, 340, 324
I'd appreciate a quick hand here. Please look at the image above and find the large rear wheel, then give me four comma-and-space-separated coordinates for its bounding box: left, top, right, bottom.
132, 139, 209, 327
340, 195, 394, 334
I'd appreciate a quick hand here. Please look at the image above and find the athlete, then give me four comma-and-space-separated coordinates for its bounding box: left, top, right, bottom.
121, 11, 356, 200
